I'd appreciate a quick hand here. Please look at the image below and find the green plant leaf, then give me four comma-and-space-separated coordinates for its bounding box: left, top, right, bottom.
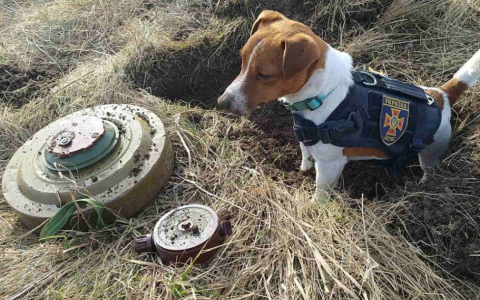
40, 203, 78, 239
40, 198, 107, 239
172, 284, 186, 297
171, 238, 211, 298
77, 198, 106, 228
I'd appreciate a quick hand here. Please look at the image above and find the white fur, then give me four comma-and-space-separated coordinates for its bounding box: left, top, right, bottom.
418, 88, 451, 183
280, 47, 354, 195
223, 41, 263, 114
454, 49, 480, 87
299, 142, 314, 171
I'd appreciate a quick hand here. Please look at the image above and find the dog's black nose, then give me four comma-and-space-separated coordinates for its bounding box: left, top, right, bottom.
217, 92, 232, 110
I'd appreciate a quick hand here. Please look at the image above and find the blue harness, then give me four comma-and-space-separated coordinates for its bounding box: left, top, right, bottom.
288, 71, 442, 173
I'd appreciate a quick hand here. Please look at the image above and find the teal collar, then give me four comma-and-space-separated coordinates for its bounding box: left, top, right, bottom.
284, 89, 335, 112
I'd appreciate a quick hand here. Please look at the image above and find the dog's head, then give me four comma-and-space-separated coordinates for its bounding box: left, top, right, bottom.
217, 11, 329, 115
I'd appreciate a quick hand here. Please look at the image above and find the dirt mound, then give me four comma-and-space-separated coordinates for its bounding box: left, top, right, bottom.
127, 44, 239, 107
386, 133, 480, 283
0, 65, 54, 107
229, 102, 309, 188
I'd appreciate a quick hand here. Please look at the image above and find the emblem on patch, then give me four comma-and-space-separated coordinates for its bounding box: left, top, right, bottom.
380, 96, 409, 146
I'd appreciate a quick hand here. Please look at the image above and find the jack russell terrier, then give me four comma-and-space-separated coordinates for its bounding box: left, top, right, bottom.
217, 10, 480, 196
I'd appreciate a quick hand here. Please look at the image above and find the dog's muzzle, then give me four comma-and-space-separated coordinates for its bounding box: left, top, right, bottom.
217, 92, 234, 110
217, 91, 249, 115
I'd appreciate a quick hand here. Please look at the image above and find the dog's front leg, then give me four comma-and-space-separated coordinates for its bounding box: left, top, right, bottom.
314, 158, 347, 198
300, 143, 314, 172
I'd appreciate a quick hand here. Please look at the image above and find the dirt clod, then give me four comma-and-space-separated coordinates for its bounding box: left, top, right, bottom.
133, 151, 141, 164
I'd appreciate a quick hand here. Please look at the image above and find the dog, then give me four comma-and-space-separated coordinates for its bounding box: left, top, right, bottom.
217, 10, 480, 196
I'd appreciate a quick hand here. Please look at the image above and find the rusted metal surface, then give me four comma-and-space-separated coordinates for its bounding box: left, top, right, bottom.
135, 205, 233, 264
2, 105, 174, 230
46, 116, 105, 157
44, 120, 119, 171
134, 234, 155, 253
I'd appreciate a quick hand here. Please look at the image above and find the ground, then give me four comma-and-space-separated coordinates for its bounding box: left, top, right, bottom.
1, 0, 480, 299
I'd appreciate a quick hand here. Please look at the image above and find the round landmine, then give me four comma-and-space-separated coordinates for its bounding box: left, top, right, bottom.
2, 104, 174, 229
134, 205, 233, 264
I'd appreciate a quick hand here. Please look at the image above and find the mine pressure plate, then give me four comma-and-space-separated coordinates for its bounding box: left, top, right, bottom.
2, 104, 174, 229
134, 205, 232, 264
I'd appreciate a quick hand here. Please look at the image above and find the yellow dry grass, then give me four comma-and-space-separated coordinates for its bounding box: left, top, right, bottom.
1, 0, 480, 299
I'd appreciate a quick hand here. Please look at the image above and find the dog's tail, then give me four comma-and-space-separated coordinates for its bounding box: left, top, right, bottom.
440, 49, 480, 105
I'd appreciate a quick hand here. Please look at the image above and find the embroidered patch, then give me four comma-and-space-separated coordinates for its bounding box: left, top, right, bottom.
380, 96, 409, 146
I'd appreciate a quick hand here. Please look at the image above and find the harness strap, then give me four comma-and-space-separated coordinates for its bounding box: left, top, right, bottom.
293, 110, 361, 146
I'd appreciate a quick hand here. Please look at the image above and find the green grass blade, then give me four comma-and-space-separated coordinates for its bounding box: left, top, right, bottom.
77, 198, 106, 228
40, 203, 77, 239
39, 235, 67, 242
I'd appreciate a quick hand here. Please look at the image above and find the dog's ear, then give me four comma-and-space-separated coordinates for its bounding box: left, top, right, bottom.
282, 33, 319, 80
250, 10, 286, 36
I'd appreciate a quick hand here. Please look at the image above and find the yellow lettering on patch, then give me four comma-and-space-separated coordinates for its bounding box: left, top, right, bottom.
383, 97, 409, 110
383, 135, 396, 143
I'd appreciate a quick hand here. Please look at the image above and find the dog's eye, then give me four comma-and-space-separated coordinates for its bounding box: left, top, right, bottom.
258, 73, 271, 80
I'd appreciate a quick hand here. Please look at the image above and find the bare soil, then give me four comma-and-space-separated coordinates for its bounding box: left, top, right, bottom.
0, 64, 55, 107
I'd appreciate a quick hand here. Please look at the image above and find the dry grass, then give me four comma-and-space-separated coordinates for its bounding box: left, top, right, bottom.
2, 0, 480, 299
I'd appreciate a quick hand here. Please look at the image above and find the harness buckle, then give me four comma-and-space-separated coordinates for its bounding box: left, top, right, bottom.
306, 98, 321, 111
338, 111, 358, 129
335, 117, 357, 136
358, 71, 378, 86
317, 112, 358, 144
426, 95, 435, 105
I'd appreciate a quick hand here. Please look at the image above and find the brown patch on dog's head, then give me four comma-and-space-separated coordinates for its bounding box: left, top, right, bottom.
250, 10, 286, 36
217, 11, 329, 115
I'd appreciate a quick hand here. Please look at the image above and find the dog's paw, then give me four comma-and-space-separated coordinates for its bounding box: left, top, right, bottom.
418, 173, 429, 185
312, 189, 331, 203
300, 158, 314, 172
